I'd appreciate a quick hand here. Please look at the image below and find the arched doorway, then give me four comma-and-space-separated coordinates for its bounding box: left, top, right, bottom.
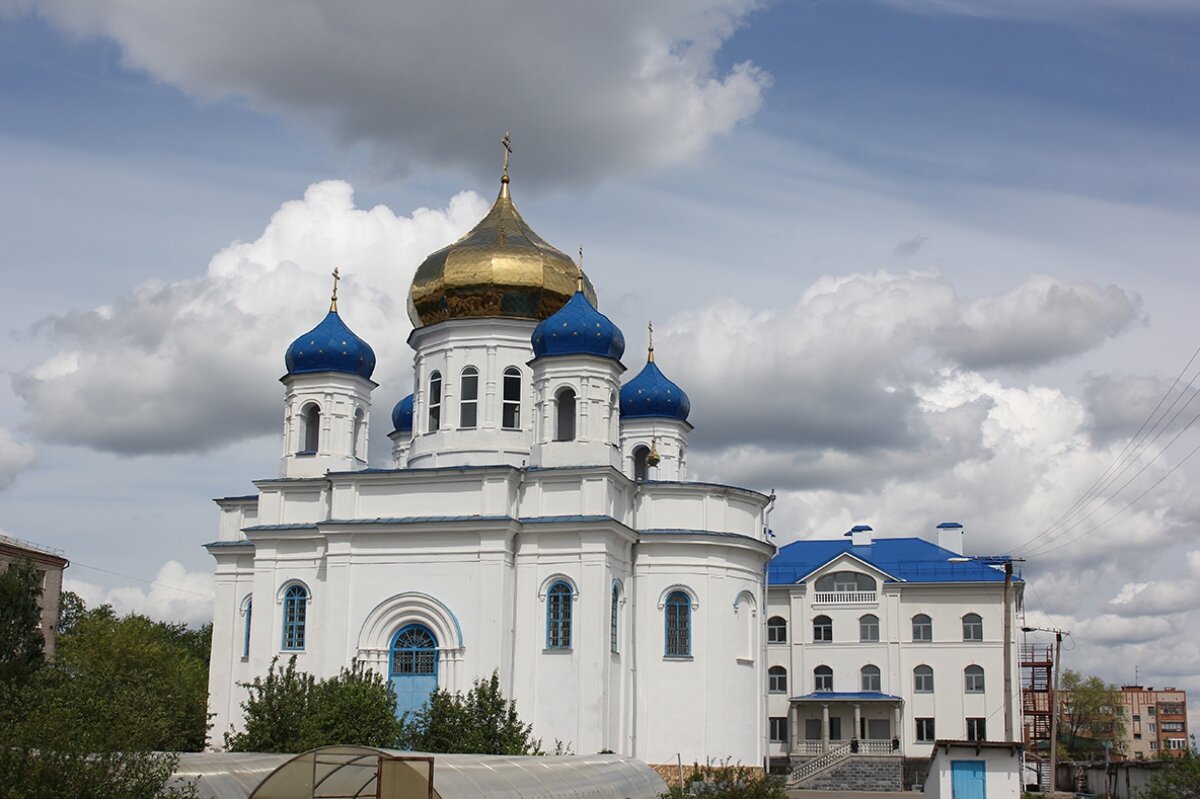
390, 624, 438, 719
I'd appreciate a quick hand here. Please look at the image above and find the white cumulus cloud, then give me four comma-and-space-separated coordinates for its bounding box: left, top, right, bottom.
16, 0, 769, 187
65, 560, 214, 626
16, 181, 488, 455
0, 426, 36, 490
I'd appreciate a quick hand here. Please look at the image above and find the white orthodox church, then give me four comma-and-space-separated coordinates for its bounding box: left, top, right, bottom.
205, 160, 777, 767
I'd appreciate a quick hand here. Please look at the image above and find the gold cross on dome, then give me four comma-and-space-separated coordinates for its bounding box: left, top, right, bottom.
647, 321, 655, 362
501, 131, 513, 181
330, 267, 341, 312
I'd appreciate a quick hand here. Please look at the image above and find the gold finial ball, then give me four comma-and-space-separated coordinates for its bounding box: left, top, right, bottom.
408, 183, 596, 327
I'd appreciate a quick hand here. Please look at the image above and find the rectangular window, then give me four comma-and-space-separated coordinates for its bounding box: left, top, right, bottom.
1151, 741, 1159, 750
1148, 706, 1156, 717
966, 718, 986, 742
912, 616, 932, 641
1168, 738, 1188, 750
914, 668, 934, 693
769, 717, 789, 744
916, 718, 935, 743
1162, 722, 1185, 732
1133, 714, 1141, 722
768, 668, 787, 693
815, 670, 833, 692
805, 718, 821, 741
502, 368, 522, 429
459, 369, 479, 429
1149, 723, 1156, 733
859, 615, 879, 642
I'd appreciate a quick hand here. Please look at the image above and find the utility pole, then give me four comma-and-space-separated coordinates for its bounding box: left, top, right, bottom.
1003, 560, 1014, 742
1051, 630, 1063, 794
1023, 624, 1069, 793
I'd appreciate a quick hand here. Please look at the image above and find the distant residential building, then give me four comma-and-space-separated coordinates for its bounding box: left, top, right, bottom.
1118, 685, 1189, 760
766, 522, 1022, 790
0, 534, 69, 656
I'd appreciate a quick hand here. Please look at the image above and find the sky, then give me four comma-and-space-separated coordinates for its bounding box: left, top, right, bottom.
2, 0, 1200, 732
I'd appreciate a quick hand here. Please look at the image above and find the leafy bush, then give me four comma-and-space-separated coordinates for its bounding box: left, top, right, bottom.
398, 671, 543, 755
660, 762, 786, 799
226, 656, 403, 752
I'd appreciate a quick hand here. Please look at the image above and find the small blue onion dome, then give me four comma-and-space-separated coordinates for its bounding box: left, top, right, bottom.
620, 359, 690, 421
391, 393, 414, 431
285, 309, 376, 379
531, 290, 625, 361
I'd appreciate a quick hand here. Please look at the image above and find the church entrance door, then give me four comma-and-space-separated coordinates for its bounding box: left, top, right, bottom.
390, 624, 438, 719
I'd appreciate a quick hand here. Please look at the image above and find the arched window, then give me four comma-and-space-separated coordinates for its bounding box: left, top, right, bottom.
301, 404, 321, 453
861, 664, 881, 692
502, 367, 522, 430
555, 387, 576, 441
282, 584, 307, 650
546, 581, 572, 649
664, 591, 691, 658
859, 614, 879, 642
352, 408, 365, 460
814, 665, 833, 692
814, 572, 878, 592
610, 582, 620, 655
912, 613, 932, 641
428, 371, 442, 431
459, 366, 479, 428
964, 665, 985, 693
390, 624, 438, 719
914, 665, 934, 693
633, 445, 650, 481
813, 614, 832, 642
242, 598, 252, 658
767, 616, 788, 644
962, 613, 983, 641
768, 666, 788, 694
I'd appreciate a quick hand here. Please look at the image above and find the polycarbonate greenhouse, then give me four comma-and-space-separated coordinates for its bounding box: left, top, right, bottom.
171, 746, 667, 799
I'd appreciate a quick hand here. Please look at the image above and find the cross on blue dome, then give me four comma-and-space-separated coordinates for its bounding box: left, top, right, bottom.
531, 290, 625, 361
620, 359, 691, 421
284, 309, 376, 380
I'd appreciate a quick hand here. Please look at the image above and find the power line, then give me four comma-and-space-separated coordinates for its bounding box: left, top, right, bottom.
1012, 341, 1200, 557
70, 561, 214, 600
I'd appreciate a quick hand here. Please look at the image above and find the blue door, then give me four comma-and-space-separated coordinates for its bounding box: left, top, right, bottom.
390, 624, 438, 719
951, 760, 986, 799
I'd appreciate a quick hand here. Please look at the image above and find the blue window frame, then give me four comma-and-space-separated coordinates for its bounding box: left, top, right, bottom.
665, 591, 691, 657
610, 582, 620, 654
282, 584, 307, 650
546, 581, 572, 649
243, 598, 252, 658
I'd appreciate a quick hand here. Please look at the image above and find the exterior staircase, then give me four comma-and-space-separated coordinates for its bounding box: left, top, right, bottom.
787, 742, 852, 787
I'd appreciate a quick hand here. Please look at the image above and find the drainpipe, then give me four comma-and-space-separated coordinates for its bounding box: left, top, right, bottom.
1004, 560, 1014, 742
761, 491, 776, 772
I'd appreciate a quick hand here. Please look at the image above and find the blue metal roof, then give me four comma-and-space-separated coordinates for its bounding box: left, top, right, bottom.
285, 309, 376, 379
620, 360, 690, 421
791, 692, 903, 702
531, 291, 625, 361
391, 393, 414, 432
768, 536, 1016, 585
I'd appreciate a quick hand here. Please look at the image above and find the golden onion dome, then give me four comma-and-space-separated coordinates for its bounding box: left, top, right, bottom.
407, 171, 596, 328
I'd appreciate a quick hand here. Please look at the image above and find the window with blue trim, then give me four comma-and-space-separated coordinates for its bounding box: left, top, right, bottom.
282, 584, 307, 650
243, 598, 252, 658
665, 591, 691, 657
546, 581, 572, 649
610, 582, 619, 654
391, 624, 438, 675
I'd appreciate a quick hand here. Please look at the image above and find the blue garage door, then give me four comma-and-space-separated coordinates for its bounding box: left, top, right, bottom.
390, 624, 438, 719
951, 760, 986, 799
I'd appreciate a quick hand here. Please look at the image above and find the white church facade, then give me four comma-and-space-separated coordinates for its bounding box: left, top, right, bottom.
206, 163, 775, 767
204, 156, 1022, 778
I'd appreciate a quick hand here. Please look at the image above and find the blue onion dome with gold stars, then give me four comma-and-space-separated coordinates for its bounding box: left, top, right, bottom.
619, 330, 690, 421
531, 287, 625, 361
285, 274, 376, 379
391, 393, 414, 432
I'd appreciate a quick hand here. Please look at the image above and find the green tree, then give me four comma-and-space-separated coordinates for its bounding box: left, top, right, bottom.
56, 589, 86, 636
1058, 669, 1127, 759
226, 657, 403, 752
660, 762, 786, 799
0, 558, 45, 684
400, 671, 543, 755
1140, 748, 1200, 798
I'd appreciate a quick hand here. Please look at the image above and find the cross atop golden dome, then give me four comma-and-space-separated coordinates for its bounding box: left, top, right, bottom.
407, 134, 596, 327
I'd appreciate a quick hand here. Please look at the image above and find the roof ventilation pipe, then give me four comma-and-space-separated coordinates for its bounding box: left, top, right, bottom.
936, 521, 964, 554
